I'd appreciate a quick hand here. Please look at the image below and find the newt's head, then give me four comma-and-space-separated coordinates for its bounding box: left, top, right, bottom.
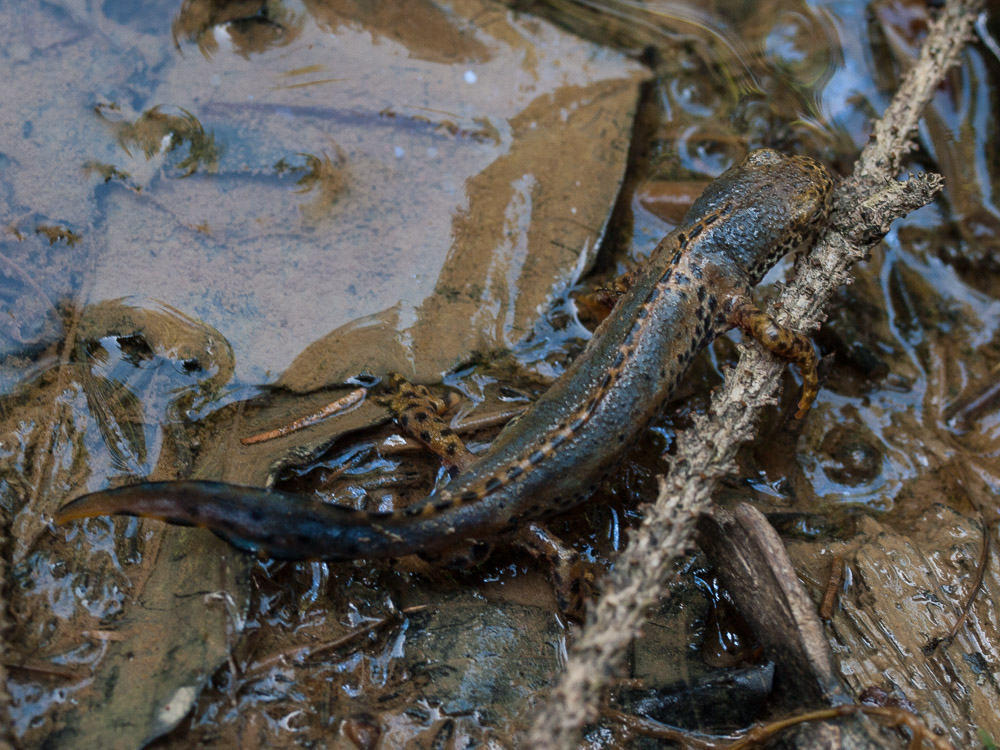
685, 148, 834, 284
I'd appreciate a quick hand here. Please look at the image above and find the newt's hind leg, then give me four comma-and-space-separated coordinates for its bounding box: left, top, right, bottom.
386, 374, 594, 620
515, 523, 595, 622
728, 296, 819, 419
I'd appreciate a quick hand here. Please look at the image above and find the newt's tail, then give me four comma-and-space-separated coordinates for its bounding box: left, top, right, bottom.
55, 481, 408, 561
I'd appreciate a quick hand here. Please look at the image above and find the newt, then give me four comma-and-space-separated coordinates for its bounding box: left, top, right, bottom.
56, 149, 833, 571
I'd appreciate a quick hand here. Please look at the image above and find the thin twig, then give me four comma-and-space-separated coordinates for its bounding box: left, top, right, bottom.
243, 605, 427, 677
606, 704, 955, 750
819, 554, 845, 622
945, 518, 991, 641
3, 660, 87, 681
240, 387, 367, 445
942, 362, 1000, 429
528, 1, 983, 746
925, 462, 995, 652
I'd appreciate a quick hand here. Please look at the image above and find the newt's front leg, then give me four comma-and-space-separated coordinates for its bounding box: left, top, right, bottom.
382, 374, 473, 475
727, 295, 819, 419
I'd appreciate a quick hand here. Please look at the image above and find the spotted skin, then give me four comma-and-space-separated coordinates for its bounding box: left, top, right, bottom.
384, 374, 595, 619
382, 373, 471, 476
515, 521, 594, 619
56, 149, 834, 571
729, 298, 818, 418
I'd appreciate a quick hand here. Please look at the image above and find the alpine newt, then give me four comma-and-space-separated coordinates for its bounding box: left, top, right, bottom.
56, 149, 834, 574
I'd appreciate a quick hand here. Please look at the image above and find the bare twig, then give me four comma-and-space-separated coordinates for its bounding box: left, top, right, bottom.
240, 387, 367, 445
931, 466, 994, 649
945, 517, 991, 642
820, 554, 845, 622
529, 0, 983, 746
605, 704, 955, 750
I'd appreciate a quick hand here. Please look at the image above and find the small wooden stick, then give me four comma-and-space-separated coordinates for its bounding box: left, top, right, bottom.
240, 387, 367, 445
819, 554, 844, 621
942, 516, 991, 644
605, 704, 954, 750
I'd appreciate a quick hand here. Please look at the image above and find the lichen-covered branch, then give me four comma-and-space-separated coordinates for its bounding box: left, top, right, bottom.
529, 0, 983, 746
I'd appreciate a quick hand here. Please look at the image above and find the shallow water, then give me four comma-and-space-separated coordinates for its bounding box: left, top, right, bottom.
1, 0, 998, 747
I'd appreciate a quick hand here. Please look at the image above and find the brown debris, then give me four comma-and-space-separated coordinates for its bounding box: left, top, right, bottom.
698, 505, 844, 707
819, 554, 845, 622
